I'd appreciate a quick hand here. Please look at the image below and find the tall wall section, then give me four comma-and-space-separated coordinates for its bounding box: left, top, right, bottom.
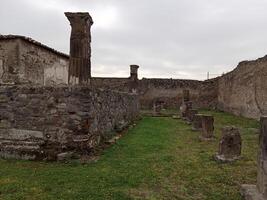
138, 78, 218, 110
0, 85, 139, 160
218, 55, 267, 119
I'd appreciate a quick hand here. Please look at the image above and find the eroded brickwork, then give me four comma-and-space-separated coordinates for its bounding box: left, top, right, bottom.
0, 85, 139, 160
218, 56, 267, 119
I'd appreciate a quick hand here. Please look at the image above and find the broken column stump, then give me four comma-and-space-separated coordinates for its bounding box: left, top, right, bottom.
180, 101, 192, 119
129, 65, 139, 93
199, 115, 215, 141
215, 126, 242, 162
153, 101, 162, 116
192, 114, 203, 131
241, 116, 267, 200
187, 109, 198, 123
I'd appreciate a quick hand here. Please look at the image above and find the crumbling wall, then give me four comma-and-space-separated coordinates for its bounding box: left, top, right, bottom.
0, 85, 139, 160
18, 40, 69, 85
91, 77, 131, 92
218, 55, 267, 119
0, 38, 69, 86
138, 78, 218, 110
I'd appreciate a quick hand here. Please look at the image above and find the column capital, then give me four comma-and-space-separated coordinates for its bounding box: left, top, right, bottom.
65, 12, 93, 25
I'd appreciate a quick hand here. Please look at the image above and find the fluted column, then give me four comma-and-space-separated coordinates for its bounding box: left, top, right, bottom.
65, 12, 93, 85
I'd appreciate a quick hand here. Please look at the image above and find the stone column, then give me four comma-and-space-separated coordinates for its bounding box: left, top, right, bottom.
215, 126, 241, 162
241, 116, 267, 200
130, 65, 139, 81
65, 12, 93, 85
180, 101, 192, 119
153, 101, 162, 116
200, 115, 214, 141
187, 109, 198, 122
129, 65, 139, 93
192, 114, 203, 131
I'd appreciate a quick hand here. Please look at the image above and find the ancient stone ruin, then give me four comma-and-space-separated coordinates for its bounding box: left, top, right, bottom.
186, 109, 198, 123
241, 116, 267, 200
215, 126, 242, 162
0, 10, 267, 165
192, 114, 203, 131
0, 12, 139, 161
199, 115, 215, 141
65, 12, 93, 85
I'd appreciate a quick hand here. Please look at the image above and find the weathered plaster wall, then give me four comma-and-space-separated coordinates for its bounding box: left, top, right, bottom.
0, 39, 20, 84
0, 38, 69, 86
218, 56, 267, 119
0, 85, 139, 160
18, 40, 69, 85
138, 78, 218, 110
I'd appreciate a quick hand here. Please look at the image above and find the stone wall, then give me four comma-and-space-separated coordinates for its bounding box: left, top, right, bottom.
0, 85, 139, 160
91, 77, 131, 92
218, 55, 267, 119
138, 78, 218, 110
0, 37, 69, 86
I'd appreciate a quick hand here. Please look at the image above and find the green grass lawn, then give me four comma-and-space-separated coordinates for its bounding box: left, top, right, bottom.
0, 110, 260, 200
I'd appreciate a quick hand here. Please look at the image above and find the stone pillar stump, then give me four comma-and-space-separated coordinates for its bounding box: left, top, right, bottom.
129, 65, 139, 93
192, 114, 203, 131
241, 116, 267, 200
187, 109, 198, 123
180, 101, 192, 119
215, 126, 242, 162
199, 115, 214, 141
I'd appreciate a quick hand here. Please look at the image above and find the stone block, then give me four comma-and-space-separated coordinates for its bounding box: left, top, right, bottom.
0, 129, 43, 140
215, 126, 241, 162
187, 109, 198, 122
241, 185, 265, 200
192, 114, 203, 131
200, 115, 215, 141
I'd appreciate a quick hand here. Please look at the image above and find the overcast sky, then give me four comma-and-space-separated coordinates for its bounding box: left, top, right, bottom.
1, 0, 267, 80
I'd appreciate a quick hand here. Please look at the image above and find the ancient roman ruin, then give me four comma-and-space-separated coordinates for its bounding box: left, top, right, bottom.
0, 12, 139, 160
192, 114, 203, 131
199, 115, 215, 141
0, 11, 267, 198
215, 126, 242, 162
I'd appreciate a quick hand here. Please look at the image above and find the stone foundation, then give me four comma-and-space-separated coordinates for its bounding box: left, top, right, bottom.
0, 85, 139, 160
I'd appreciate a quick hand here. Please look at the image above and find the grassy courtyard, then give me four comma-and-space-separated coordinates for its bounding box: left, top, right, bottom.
0, 110, 260, 200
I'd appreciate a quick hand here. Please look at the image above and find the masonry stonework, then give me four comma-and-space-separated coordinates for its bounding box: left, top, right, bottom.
218, 56, 267, 119
65, 12, 93, 85
0, 85, 139, 160
0, 36, 69, 86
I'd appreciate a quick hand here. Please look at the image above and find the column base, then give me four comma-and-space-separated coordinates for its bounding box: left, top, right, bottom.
199, 135, 215, 142
214, 153, 241, 163
240, 184, 265, 200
